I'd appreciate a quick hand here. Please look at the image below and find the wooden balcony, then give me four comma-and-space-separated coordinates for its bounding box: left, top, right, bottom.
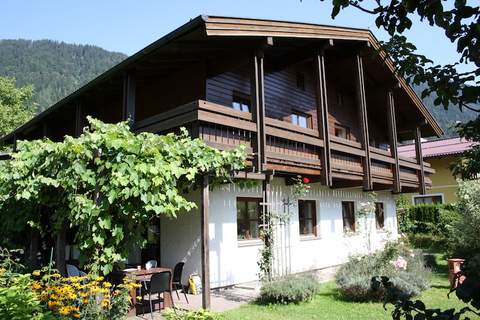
134, 100, 432, 190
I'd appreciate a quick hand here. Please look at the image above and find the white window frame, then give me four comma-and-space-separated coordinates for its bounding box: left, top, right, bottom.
412, 193, 445, 205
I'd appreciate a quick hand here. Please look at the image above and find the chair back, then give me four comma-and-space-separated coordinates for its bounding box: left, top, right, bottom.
149, 271, 171, 294
145, 260, 157, 270
172, 262, 185, 283
66, 264, 80, 277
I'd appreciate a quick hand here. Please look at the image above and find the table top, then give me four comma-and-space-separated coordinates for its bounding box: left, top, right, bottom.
124, 267, 172, 278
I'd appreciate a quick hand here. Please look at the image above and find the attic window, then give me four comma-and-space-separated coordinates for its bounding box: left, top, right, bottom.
296, 72, 305, 91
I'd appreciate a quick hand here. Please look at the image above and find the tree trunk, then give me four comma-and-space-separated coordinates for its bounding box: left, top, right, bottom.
28, 229, 40, 269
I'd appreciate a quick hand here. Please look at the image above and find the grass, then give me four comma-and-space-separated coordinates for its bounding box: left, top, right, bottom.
223, 255, 474, 320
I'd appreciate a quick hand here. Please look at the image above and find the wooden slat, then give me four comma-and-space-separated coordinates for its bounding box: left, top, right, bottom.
387, 91, 401, 193
354, 54, 372, 190
198, 110, 257, 132
198, 100, 253, 121
204, 140, 253, 154
137, 111, 198, 133
314, 51, 332, 187
251, 50, 267, 172
330, 142, 365, 157
264, 118, 319, 137
266, 151, 321, 166
134, 101, 198, 130
265, 126, 323, 147
415, 126, 426, 194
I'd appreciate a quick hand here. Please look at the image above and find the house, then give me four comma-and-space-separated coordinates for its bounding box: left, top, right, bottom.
0, 16, 442, 306
398, 137, 474, 204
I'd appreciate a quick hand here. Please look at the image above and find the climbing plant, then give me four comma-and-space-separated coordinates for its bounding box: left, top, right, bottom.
0, 117, 246, 275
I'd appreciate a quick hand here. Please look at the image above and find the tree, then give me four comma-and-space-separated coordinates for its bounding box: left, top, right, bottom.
321, 0, 479, 176
0, 76, 34, 137
0, 117, 246, 275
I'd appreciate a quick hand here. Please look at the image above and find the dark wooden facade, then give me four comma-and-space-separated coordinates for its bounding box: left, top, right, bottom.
1, 15, 442, 193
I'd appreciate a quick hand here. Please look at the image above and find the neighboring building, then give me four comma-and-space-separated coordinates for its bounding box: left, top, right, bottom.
398, 137, 474, 204
0, 16, 442, 293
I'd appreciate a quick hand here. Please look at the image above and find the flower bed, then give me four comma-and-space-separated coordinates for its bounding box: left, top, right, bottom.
335, 240, 431, 302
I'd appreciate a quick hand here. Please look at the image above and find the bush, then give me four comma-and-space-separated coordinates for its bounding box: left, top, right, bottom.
335, 240, 431, 302
258, 274, 320, 304
445, 180, 480, 259
164, 309, 223, 320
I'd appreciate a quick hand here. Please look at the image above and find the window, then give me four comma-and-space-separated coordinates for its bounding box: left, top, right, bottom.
342, 201, 355, 232
413, 194, 444, 205
231, 92, 250, 112
291, 112, 312, 129
375, 202, 385, 229
298, 200, 317, 236
334, 124, 350, 140
296, 72, 305, 91
237, 198, 262, 240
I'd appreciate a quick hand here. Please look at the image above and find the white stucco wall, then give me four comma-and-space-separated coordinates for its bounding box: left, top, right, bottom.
160, 177, 398, 287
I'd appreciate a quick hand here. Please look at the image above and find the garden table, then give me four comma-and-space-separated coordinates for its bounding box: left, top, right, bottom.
124, 267, 173, 316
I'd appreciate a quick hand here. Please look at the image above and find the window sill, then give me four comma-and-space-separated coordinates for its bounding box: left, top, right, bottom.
237, 239, 263, 247
299, 235, 321, 242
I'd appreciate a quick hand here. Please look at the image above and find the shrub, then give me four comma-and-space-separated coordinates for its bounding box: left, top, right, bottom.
258, 274, 320, 304
445, 180, 480, 259
164, 308, 223, 320
335, 240, 431, 302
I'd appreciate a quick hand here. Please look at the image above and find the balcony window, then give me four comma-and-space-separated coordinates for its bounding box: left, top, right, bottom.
231, 93, 250, 112
335, 124, 350, 140
291, 112, 312, 129
375, 202, 385, 229
342, 201, 355, 232
413, 194, 444, 205
237, 197, 262, 240
298, 200, 317, 236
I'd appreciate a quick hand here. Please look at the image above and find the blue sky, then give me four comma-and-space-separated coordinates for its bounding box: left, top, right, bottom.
0, 0, 465, 69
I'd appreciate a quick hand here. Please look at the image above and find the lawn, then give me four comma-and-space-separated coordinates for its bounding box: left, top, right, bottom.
223, 256, 476, 320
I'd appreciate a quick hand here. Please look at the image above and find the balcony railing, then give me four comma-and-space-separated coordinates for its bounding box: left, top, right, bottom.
134, 100, 432, 189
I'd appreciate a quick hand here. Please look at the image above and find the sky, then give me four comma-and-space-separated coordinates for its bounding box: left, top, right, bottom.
0, 0, 467, 69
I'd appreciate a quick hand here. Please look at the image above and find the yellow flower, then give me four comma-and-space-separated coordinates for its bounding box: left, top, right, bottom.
58, 306, 70, 316
32, 270, 41, 276
31, 283, 42, 290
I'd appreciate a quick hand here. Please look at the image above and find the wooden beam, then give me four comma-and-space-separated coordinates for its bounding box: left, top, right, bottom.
122, 72, 136, 126
314, 50, 332, 187
386, 91, 401, 193
201, 174, 211, 309
74, 102, 85, 137
251, 49, 267, 172
414, 126, 426, 194
354, 54, 373, 191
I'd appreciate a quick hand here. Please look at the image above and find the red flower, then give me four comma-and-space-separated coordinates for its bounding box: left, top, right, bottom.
302, 177, 310, 184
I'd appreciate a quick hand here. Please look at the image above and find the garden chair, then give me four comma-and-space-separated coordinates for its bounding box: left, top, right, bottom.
145, 259, 157, 270
142, 271, 175, 319
172, 262, 189, 303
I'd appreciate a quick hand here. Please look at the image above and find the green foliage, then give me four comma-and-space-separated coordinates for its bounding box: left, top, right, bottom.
258, 274, 320, 304
164, 309, 223, 320
444, 180, 480, 259
0, 76, 34, 137
0, 118, 245, 274
336, 240, 430, 302
0, 39, 126, 112
374, 254, 480, 320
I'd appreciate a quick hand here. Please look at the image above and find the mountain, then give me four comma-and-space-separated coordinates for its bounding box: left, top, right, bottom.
0, 39, 127, 112
0, 39, 475, 137
412, 83, 478, 137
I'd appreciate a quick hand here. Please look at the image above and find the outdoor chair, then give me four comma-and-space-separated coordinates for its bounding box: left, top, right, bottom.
145, 259, 157, 270
172, 262, 189, 303
141, 271, 175, 319
66, 264, 87, 277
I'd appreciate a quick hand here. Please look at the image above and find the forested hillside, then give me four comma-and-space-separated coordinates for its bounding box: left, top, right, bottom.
0, 39, 476, 137
0, 39, 127, 112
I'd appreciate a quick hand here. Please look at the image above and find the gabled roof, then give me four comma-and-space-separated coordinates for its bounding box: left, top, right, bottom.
398, 137, 474, 159
0, 15, 443, 142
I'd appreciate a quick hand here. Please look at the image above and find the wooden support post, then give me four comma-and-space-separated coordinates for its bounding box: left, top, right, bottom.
55, 220, 67, 276
251, 50, 266, 172
122, 72, 136, 127
314, 50, 332, 187
42, 122, 49, 138
12, 134, 17, 152
354, 54, 372, 191
414, 127, 426, 194
74, 102, 85, 137
386, 91, 401, 193
201, 174, 211, 309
